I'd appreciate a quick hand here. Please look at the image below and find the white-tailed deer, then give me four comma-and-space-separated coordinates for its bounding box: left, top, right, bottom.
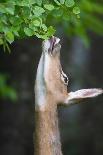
34, 36, 103, 155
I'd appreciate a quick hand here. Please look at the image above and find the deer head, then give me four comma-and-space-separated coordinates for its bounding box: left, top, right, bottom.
35, 36, 103, 110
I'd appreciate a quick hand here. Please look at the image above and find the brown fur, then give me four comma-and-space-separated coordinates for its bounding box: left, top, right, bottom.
35, 96, 62, 155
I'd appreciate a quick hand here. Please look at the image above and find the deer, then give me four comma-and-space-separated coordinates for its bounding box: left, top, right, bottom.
34, 36, 103, 155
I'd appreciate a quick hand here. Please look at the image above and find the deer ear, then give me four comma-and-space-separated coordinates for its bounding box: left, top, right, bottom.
65, 89, 103, 105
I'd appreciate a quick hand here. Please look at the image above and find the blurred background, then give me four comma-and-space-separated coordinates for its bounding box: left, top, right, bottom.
0, 0, 103, 155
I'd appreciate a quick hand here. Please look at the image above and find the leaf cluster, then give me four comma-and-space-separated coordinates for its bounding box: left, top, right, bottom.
0, 0, 103, 50
0, 0, 80, 50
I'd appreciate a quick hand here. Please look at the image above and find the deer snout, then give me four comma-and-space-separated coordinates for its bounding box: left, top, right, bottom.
43, 36, 61, 55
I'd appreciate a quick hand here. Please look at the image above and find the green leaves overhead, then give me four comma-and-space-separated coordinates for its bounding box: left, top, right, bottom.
0, 0, 80, 48
0, 0, 103, 50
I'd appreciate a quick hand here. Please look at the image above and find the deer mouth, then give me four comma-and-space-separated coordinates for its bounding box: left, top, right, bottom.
48, 36, 60, 52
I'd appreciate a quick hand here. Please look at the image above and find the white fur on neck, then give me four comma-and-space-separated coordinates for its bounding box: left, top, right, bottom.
35, 53, 47, 111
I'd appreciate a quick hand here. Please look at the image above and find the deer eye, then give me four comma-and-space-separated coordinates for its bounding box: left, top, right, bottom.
61, 70, 69, 85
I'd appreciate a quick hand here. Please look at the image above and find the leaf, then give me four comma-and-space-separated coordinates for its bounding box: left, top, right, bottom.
41, 24, 47, 31
1, 15, 8, 24
35, 33, 48, 40
11, 27, 20, 37
52, 8, 63, 17
0, 4, 6, 13
9, 17, 23, 25
60, 0, 65, 4
5, 31, 14, 44
0, 21, 3, 32
53, 0, 61, 6
33, 6, 45, 16
15, 0, 35, 6
35, 0, 42, 6
2, 26, 10, 33
29, 23, 38, 31
33, 19, 41, 27
73, 7, 80, 14
35, 26, 55, 40
0, 38, 3, 45
5, 4, 15, 15
46, 26, 56, 36
24, 27, 34, 36
65, 0, 75, 7
44, 4, 54, 11
29, 0, 37, 5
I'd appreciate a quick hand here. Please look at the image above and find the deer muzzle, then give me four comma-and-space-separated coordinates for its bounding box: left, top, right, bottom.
43, 36, 61, 55
48, 36, 60, 51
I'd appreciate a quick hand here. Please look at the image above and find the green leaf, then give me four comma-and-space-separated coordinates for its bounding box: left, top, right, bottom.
29, 0, 37, 5
9, 17, 23, 25
44, 4, 54, 11
15, 0, 31, 6
11, 27, 20, 37
5, 31, 14, 44
33, 19, 41, 27
0, 38, 3, 45
2, 26, 10, 34
33, 6, 45, 16
46, 26, 56, 36
52, 8, 63, 17
5, 4, 15, 15
29, 23, 38, 31
73, 7, 80, 14
0, 21, 3, 32
35, 33, 48, 40
41, 24, 47, 31
60, 0, 65, 4
1, 15, 8, 24
24, 27, 34, 36
53, 0, 61, 6
65, 0, 75, 7
35, 0, 42, 6
0, 4, 6, 13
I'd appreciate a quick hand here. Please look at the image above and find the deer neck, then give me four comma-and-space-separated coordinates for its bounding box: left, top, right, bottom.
35, 95, 63, 155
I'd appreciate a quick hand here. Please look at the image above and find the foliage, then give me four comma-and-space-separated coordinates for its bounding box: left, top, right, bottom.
0, 0, 79, 50
0, 73, 17, 101
0, 0, 103, 49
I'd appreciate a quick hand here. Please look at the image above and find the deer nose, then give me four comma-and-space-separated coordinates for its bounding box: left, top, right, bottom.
48, 36, 60, 52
